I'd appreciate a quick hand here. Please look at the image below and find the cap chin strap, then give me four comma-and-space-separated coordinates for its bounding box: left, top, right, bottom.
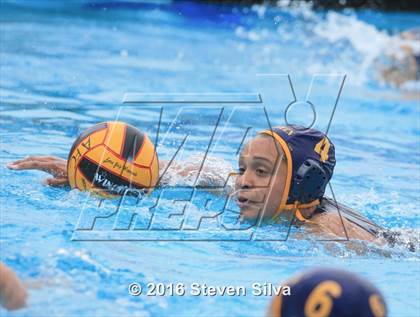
273, 199, 320, 222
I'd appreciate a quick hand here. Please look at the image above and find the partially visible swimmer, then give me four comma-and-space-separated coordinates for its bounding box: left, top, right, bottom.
0, 262, 27, 310
267, 268, 387, 317
377, 27, 419, 90
7, 125, 415, 249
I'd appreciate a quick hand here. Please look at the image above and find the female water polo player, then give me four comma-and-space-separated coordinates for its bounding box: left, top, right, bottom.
7, 124, 399, 244
230, 125, 388, 243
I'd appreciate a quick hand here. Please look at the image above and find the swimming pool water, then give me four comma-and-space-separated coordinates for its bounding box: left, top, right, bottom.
1, 1, 419, 316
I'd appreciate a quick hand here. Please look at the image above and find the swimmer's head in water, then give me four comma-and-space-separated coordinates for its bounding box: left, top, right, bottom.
234, 125, 336, 221
268, 268, 387, 317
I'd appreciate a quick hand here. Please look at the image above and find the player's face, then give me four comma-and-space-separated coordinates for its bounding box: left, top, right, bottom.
234, 136, 287, 221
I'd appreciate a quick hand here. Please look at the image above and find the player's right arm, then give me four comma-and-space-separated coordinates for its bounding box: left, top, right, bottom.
7, 156, 170, 187
7, 156, 235, 193
7, 156, 69, 186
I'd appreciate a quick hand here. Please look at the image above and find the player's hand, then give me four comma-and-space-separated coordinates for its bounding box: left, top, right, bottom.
0, 263, 27, 310
7, 156, 69, 186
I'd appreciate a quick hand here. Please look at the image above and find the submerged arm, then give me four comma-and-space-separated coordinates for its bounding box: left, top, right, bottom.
158, 155, 236, 194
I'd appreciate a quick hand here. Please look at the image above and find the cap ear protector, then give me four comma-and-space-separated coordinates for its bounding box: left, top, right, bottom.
290, 158, 331, 204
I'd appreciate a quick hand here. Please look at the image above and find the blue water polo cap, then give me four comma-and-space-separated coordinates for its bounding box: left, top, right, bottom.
270, 268, 387, 317
259, 125, 336, 217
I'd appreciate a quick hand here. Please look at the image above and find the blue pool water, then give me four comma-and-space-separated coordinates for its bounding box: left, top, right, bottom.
1, 1, 419, 316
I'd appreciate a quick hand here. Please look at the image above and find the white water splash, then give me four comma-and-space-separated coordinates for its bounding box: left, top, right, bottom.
159, 154, 235, 194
